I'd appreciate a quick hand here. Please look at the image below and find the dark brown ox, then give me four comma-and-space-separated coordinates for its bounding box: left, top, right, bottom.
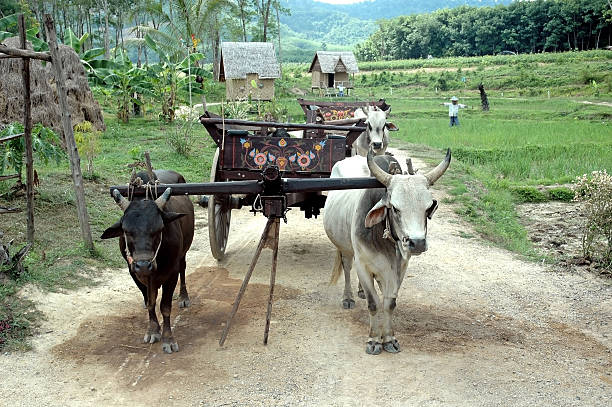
101, 170, 194, 353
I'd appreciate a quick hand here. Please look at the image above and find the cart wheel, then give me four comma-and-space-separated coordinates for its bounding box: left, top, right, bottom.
208, 148, 231, 260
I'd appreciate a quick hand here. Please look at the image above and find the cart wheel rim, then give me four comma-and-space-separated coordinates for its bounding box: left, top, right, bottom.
208, 148, 232, 260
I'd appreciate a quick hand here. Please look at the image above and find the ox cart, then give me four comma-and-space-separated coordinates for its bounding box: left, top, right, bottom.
110, 101, 389, 346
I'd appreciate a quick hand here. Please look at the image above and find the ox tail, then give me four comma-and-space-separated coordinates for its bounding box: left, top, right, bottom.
330, 250, 343, 285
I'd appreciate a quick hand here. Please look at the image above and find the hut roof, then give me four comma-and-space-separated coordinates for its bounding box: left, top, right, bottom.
308, 51, 359, 74
218, 42, 280, 81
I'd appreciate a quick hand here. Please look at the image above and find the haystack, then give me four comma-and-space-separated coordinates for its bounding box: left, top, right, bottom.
0, 36, 105, 142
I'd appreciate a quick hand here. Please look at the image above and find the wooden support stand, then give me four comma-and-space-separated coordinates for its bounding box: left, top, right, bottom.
219, 217, 281, 346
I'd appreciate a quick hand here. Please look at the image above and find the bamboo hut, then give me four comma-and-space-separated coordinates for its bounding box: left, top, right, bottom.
0, 36, 105, 142
308, 51, 359, 95
218, 42, 281, 101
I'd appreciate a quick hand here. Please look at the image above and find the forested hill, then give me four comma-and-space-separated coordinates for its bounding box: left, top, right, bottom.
354, 0, 612, 61
279, 0, 513, 61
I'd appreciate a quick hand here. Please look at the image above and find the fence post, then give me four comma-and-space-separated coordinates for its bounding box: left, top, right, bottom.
18, 14, 35, 244
43, 14, 94, 251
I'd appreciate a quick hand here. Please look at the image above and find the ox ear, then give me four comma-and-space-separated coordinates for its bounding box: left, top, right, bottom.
161, 211, 186, 225
385, 122, 399, 131
426, 200, 438, 220
101, 220, 123, 239
365, 199, 388, 228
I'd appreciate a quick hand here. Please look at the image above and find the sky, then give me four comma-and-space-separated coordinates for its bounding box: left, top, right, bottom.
313, 0, 371, 4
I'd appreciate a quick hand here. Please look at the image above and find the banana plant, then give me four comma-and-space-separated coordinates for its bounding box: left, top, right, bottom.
98, 51, 152, 123
0, 13, 47, 51
63, 28, 110, 75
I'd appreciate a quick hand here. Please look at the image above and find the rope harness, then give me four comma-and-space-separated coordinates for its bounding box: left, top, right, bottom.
123, 231, 163, 268
123, 174, 163, 268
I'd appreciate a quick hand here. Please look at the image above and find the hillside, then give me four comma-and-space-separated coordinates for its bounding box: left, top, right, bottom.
279, 0, 513, 61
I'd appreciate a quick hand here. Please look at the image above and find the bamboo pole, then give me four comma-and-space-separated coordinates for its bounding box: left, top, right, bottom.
19, 14, 35, 244
43, 14, 94, 251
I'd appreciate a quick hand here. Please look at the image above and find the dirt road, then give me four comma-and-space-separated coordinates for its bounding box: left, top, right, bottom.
2, 152, 610, 406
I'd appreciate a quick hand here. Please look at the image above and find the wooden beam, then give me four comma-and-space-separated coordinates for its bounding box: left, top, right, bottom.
0, 174, 19, 182
0, 44, 51, 61
0, 133, 24, 144
44, 14, 94, 252
19, 14, 35, 245
0, 206, 22, 214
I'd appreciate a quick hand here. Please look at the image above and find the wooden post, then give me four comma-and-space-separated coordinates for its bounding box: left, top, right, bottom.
19, 14, 35, 244
43, 14, 94, 251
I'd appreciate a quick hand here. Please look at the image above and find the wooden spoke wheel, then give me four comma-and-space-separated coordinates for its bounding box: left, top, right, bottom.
208, 148, 231, 260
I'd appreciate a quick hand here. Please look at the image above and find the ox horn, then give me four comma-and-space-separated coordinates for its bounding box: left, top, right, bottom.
112, 189, 130, 211
367, 150, 392, 187
155, 188, 172, 210
424, 149, 451, 185
406, 158, 416, 175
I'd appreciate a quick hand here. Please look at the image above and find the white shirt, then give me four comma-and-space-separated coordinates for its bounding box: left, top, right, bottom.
444, 102, 466, 117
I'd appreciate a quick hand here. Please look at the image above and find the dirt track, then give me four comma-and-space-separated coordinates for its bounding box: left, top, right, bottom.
2, 152, 611, 406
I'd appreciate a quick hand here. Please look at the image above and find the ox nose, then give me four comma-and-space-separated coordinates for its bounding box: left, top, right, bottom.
133, 260, 153, 274
372, 142, 383, 150
405, 238, 427, 254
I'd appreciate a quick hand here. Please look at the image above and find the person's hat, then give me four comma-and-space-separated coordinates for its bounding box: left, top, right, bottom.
450, 96, 459, 101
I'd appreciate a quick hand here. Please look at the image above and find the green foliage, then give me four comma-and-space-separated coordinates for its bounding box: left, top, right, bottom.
222, 101, 250, 119
0, 12, 47, 51
74, 121, 101, 177
547, 187, 574, 202
511, 186, 547, 203
0, 123, 65, 182
356, 0, 612, 61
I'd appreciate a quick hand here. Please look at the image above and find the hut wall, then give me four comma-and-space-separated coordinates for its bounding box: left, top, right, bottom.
311, 71, 321, 88
335, 72, 349, 84
225, 75, 275, 101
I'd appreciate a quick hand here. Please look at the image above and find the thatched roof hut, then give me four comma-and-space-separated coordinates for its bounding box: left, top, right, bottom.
308, 51, 359, 92
218, 42, 280, 101
0, 36, 105, 142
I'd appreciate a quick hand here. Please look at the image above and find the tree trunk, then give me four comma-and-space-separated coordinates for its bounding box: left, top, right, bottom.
103, 0, 110, 59
44, 14, 94, 252
276, 4, 282, 74
19, 15, 35, 244
478, 83, 490, 112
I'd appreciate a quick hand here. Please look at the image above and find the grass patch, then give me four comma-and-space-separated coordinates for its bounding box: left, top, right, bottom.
0, 114, 216, 350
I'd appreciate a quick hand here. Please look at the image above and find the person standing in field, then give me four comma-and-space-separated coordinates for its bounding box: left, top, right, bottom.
441, 96, 467, 126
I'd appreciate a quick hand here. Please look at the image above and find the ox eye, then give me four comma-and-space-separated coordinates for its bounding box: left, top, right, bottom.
368, 123, 372, 131
392, 207, 400, 214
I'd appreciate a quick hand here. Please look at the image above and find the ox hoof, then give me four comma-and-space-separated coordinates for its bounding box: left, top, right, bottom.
178, 297, 191, 308
357, 289, 366, 300
143, 332, 161, 344
365, 340, 382, 355
162, 342, 179, 354
383, 339, 401, 353
342, 298, 355, 309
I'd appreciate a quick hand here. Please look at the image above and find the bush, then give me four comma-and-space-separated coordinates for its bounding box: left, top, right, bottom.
547, 187, 573, 202
511, 186, 547, 203
74, 121, 100, 177
573, 170, 612, 269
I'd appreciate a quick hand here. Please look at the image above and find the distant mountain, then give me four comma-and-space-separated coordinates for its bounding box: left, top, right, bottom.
278, 0, 513, 61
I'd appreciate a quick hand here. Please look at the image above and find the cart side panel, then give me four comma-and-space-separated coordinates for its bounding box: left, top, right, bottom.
221, 136, 345, 173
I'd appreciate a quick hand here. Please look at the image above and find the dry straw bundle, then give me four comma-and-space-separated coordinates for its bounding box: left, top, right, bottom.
0, 36, 105, 145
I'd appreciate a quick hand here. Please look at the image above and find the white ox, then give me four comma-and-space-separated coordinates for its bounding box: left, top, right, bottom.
323, 150, 450, 354
352, 106, 398, 156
